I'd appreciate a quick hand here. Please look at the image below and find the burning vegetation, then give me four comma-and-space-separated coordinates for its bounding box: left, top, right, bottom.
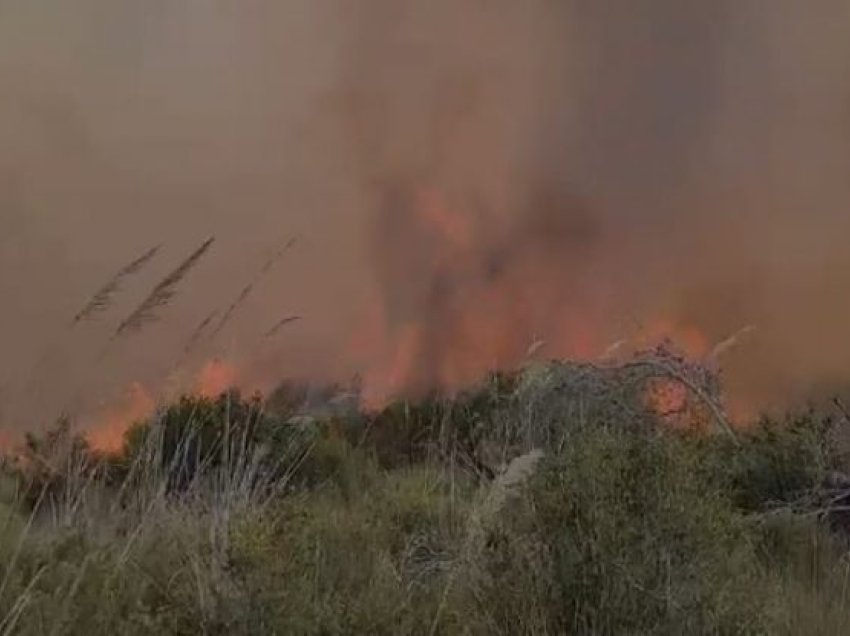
3, 340, 850, 633
3, 182, 846, 632
5, 1, 850, 632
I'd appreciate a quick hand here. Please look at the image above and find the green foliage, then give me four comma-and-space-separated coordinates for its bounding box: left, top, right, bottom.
10, 416, 100, 511
363, 372, 520, 477
125, 390, 262, 468
723, 411, 835, 511
226, 465, 468, 634
522, 427, 774, 634
117, 389, 310, 497
3, 363, 850, 634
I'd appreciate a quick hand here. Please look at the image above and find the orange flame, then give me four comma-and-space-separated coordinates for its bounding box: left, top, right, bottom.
343, 187, 728, 415
83, 185, 741, 441
84, 359, 241, 453
87, 382, 155, 452
195, 358, 239, 398
645, 378, 690, 421
416, 188, 473, 250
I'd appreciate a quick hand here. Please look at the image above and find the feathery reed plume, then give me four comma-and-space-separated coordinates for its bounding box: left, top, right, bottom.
208, 238, 296, 341
526, 338, 546, 359
430, 449, 545, 635
467, 449, 545, 556
113, 237, 215, 339
601, 338, 629, 360
263, 315, 301, 339
710, 325, 757, 360
70, 245, 161, 326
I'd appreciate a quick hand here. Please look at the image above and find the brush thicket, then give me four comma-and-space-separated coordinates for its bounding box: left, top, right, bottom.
1, 349, 849, 634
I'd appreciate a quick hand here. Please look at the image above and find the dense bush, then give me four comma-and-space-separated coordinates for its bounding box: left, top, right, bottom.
3, 357, 850, 634
517, 428, 774, 633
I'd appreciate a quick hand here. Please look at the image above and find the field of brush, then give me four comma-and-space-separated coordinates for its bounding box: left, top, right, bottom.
2, 349, 850, 635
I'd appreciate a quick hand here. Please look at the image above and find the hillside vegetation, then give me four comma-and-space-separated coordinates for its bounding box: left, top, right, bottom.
2, 349, 850, 635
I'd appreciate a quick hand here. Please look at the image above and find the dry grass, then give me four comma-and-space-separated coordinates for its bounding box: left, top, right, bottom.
208, 238, 296, 342
114, 237, 215, 339
1, 343, 849, 633
70, 245, 161, 326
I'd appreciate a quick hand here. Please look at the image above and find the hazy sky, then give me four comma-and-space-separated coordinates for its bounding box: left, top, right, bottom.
3, 1, 850, 430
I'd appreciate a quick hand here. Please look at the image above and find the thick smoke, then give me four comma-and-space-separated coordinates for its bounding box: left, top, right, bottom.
2, 1, 850, 432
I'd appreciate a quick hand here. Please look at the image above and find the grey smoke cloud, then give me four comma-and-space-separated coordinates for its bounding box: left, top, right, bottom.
2, 1, 850, 431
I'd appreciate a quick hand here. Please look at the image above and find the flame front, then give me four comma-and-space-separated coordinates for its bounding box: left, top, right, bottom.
83, 186, 739, 444
345, 185, 720, 413
87, 382, 155, 453
195, 359, 239, 398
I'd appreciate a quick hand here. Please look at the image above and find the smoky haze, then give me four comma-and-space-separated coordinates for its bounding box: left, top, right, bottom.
2, 1, 850, 432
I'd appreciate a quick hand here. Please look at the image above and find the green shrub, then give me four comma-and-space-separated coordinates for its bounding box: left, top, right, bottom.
722, 412, 835, 512
5, 363, 850, 634
452, 425, 776, 635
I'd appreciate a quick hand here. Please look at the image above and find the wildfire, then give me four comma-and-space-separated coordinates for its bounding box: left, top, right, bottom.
195, 358, 239, 398
81, 185, 747, 445
645, 378, 691, 423
87, 382, 155, 453
345, 184, 728, 421
416, 189, 473, 251
84, 359, 240, 453
634, 318, 710, 358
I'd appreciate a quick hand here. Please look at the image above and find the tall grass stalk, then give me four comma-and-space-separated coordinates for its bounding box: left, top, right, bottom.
114, 237, 215, 339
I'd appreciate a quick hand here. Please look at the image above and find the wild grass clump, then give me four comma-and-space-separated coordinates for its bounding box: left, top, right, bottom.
2, 352, 850, 634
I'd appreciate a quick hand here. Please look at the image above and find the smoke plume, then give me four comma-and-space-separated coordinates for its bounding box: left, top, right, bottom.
2, 1, 850, 434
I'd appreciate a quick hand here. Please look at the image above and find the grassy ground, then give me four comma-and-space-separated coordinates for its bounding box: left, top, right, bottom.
2, 356, 850, 635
